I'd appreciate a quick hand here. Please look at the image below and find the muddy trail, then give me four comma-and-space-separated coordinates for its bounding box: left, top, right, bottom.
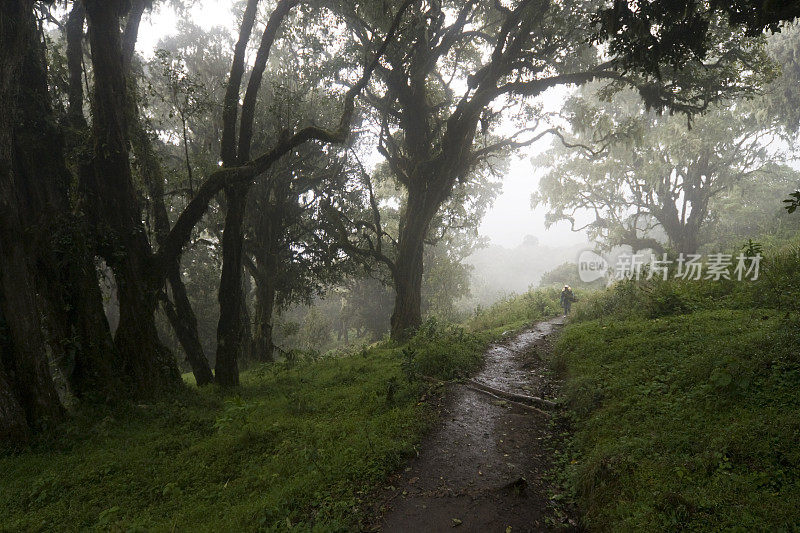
371, 317, 578, 532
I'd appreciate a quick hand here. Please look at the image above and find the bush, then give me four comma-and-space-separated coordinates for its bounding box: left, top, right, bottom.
468, 286, 564, 333
402, 318, 487, 381
540, 261, 607, 289
571, 245, 800, 323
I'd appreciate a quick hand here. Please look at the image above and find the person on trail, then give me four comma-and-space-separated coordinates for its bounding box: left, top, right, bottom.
560, 285, 576, 317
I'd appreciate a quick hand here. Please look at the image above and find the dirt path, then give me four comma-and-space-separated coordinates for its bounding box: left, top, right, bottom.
373, 317, 577, 532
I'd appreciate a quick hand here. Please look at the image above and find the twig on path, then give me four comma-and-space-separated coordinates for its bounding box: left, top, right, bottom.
463, 384, 551, 417
416, 375, 557, 412
466, 379, 558, 410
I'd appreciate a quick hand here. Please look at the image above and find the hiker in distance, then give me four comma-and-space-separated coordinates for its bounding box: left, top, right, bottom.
561, 285, 577, 317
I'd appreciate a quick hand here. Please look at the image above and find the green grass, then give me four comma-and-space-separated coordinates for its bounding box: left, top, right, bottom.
0, 287, 576, 531
468, 286, 564, 334
548, 245, 800, 531
0, 333, 481, 532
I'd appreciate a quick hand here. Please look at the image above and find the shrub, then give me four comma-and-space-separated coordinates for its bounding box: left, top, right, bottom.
468, 287, 563, 333
403, 318, 487, 381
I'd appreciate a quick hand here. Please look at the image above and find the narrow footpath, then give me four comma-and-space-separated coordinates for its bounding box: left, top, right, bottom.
373, 317, 578, 532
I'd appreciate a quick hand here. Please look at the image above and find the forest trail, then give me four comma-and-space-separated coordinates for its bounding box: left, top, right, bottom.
372, 317, 578, 532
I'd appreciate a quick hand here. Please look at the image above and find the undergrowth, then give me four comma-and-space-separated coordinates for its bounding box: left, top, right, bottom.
468, 286, 564, 334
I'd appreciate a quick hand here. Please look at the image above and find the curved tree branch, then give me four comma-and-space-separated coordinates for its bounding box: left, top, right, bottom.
156, 0, 417, 276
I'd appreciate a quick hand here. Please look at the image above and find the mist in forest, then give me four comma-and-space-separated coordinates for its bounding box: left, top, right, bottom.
6, 0, 800, 530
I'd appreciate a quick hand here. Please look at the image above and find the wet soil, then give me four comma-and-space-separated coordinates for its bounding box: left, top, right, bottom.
370, 317, 577, 532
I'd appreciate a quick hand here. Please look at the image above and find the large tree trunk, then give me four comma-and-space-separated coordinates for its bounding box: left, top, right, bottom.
128, 105, 215, 387
5, 0, 121, 402
117, 0, 214, 387
214, 0, 296, 382
253, 279, 277, 362
672, 231, 699, 256
84, 0, 179, 395
240, 271, 254, 364
390, 186, 433, 340
660, 213, 701, 255
0, 241, 63, 438
27, 7, 118, 401
0, 54, 62, 426
148, 169, 215, 386
249, 178, 288, 363
0, 356, 27, 444
212, 0, 260, 387
215, 185, 249, 386
0, 1, 126, 441
251, 244, 278, 362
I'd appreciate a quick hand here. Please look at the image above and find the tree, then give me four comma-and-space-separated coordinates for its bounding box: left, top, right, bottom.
112, 0, 411, 387
593, 0, 800, 214
594, 0, 800, 107
0, 0, 137, 441
139, 23, 232, 379
758, 25, 800, 214
332, 0, 766, 339
534, 89, 791, 254
0, 0, 413, 443
245, 148, 357, 362
208, 0, 414, 383
80, 0, 182, 394
236, 11, 366, 363
214, 0, 300, 386
0, 0, 783, 444
0, 1, 66, 440
705, 169, 800, 250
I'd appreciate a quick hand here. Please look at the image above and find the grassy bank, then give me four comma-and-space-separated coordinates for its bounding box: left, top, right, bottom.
551, 245, 800, 530
0, 290, 562, 532
468, 286, 565, 334
1, 345, 426, 531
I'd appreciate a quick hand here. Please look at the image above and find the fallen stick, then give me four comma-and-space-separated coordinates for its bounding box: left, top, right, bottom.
417, 375, 556, 409
464, 384, 551, 417
465, 379, 558, 410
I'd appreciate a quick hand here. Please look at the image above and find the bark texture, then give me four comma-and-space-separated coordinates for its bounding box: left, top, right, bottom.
0, 0, 64, 440
84, 0, 179, 395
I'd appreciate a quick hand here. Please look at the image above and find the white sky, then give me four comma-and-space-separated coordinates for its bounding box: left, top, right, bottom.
137, 2, 591, 250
